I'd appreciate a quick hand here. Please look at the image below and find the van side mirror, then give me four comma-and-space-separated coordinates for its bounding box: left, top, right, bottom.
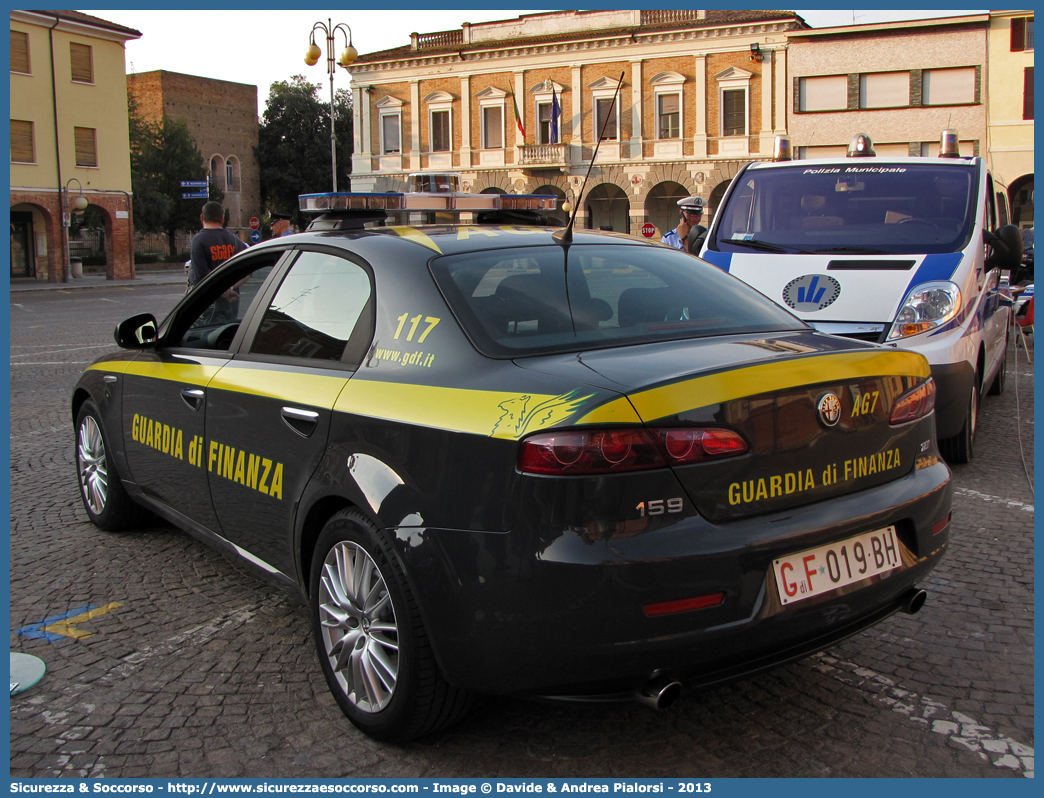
114, 313, 158, 349
985, 225, 1023, 272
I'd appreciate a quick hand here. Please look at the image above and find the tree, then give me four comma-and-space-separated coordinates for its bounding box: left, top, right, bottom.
256, 75, 353, 229
129, 96, 223, 255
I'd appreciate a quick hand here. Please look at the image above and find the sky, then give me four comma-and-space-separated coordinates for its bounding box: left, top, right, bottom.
90, 8, 990, 118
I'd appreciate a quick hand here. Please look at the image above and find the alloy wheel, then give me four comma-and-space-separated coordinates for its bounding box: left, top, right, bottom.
318, 541, 399, 713
77, 415, 109, 515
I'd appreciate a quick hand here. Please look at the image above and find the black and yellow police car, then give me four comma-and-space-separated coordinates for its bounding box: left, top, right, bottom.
73, 179, 952, 742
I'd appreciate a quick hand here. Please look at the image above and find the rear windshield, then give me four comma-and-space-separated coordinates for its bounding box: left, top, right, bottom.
710, 162, 978, 256
430, 243, 806, 358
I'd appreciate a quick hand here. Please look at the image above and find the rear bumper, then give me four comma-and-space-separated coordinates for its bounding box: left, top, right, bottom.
391, 458, 952, 696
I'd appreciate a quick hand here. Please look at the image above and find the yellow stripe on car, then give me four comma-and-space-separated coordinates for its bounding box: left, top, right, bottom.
115, 361, 224, 385
389, 226, 442, 254
579, 350, 930, 424
334, 380, 598, 440
208, 366, 349, 407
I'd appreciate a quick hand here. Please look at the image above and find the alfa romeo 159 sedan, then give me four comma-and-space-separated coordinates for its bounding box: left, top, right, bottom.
73, 193, 952, 741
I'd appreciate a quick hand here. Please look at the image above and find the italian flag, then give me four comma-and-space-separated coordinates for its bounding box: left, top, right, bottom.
511, 93, 525, 140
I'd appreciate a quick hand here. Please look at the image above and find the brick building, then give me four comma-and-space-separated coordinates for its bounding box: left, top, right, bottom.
127, 70, 261, 241
785, 15, 990, 160
10, 9, 141, 281
345, 10, 806, 238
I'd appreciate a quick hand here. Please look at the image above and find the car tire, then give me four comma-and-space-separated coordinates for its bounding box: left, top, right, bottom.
310, 509, 473, 742
75, 400, 148, 531
940, 380, 978, 464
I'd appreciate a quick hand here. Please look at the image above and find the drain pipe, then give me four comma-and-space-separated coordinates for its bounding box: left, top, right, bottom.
48, 13, 66, 283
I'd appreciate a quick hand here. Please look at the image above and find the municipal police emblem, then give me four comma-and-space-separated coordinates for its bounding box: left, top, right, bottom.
782, 274, 841, 312
817, 392, 842, 427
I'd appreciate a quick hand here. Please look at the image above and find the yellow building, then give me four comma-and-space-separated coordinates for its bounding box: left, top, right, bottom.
345, 10, 806, 238
987, 10, 1034, 226
10, 9, 140, 281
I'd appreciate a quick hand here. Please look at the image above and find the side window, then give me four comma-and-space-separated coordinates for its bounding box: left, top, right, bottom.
179, 259, 276, 349
249, 251, 372, 366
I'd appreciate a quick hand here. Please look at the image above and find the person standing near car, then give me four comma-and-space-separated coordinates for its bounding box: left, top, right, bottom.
660, 196, 707, 254
187, 201, 247, 292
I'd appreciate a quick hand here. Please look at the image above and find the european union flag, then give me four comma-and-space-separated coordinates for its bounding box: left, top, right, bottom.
550, 86, 561, 144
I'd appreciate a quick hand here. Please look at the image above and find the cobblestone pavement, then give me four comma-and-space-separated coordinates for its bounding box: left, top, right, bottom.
9, 284, 1034, 778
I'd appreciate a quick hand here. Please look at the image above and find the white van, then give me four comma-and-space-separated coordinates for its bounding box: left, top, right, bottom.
700, 132, 1024, 463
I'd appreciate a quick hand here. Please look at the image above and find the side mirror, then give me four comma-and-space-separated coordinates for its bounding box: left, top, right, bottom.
114, 313, 158, 349
985, 224, 1024, 272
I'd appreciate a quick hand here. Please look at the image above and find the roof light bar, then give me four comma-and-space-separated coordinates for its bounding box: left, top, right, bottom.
939, 129, 961, 158
299, 190, 557, 214
847, 133, 876, 158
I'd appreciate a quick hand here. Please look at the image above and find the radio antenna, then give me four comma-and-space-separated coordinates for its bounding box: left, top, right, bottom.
554, 71, 625, 247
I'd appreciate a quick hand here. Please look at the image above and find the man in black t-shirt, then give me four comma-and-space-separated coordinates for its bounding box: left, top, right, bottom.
187, 201, 247, 292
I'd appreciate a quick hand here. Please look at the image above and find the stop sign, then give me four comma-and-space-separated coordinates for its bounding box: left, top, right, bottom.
641, 222, 656, 238
249, 217, 260, 230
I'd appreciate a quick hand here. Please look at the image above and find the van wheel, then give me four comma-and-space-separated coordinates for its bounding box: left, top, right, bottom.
309, 509, 472, 742
940, 381, 978, 464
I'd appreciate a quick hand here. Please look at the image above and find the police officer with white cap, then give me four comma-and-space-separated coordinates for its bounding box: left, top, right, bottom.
661, 196, 706, 253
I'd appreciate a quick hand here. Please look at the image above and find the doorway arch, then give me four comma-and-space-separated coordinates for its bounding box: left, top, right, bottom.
584, 183, 629, 232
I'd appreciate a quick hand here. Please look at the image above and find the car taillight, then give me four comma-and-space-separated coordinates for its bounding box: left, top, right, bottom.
518, 427, 749, 475
655, 428, 749, 465
889, 379, 937, 425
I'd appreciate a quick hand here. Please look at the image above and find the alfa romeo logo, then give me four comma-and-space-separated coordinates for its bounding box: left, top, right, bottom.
817, 392, 842, 427
782, 274, 841, 312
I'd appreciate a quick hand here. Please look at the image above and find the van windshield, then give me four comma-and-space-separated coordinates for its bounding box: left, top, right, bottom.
430, 244, 806, 358
710, 162, 978, 256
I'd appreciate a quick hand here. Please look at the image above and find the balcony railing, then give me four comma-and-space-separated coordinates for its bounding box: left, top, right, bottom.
415, 30, 463, 50
520, 143, 567, 167
640, 10, 703, 27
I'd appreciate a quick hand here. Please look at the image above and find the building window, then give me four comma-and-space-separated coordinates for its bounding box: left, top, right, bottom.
430, 109, 450, 152
799, 75, 848, 111
10, 30, 30, 74
482, 105, 503, 149
530, 80, 563, 145
74, 126, 97, 167
859, 71, 910, 109
10, 119, 34, 163
381, 112, 401, 154
70, 42, 93, 84
226, 159, 234, 190
423, 91, 454, 154
650, 71, 685, 143
1011, 16, 1034, 51
715, 67, 752, 138
595, 97, 618, 140
922, 67, 976, 106
537, 102, 553, 144
1025, 67, 1034, 120
657, 93, 680, 139
722, 90, 746, 136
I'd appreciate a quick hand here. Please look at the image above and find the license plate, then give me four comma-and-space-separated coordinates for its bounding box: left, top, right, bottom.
772, 526, 901, 606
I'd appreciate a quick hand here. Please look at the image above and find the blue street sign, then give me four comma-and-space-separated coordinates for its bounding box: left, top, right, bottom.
180, 180, 209, 188
181, 191, 209, 199
250, 230, 261, 243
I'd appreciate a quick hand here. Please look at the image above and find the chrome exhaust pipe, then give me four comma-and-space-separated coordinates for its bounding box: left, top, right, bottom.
900, 588, 928, 615
634, 674, 682, 710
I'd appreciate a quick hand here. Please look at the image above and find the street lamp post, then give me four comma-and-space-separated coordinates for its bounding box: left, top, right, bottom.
305, 19, 358, 193
62, 177, 88, 281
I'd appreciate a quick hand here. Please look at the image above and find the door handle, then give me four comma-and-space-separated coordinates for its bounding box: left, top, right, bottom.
181, 387, 205, 411
281, 406, 320, 438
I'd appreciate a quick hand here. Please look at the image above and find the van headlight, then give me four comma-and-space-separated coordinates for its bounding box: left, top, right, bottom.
887, 281, 962, 340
